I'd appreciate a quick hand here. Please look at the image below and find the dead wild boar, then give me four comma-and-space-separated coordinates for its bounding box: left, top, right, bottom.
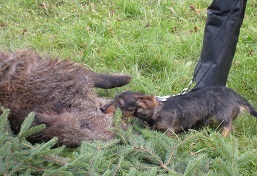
0, 50, 131, 147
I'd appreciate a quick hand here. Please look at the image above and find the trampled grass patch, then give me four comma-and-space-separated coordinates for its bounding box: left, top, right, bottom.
1, 0, 257, 175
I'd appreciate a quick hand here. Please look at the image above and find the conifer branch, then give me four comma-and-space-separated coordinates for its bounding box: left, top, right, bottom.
113, 155, 124, 176
21, 141, 67, 165
43, 156, 67, 165
18, 112, 35, 139
132, 146, 172, 171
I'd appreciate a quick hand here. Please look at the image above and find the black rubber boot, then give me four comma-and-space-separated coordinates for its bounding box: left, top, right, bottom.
193, 0, 247, 89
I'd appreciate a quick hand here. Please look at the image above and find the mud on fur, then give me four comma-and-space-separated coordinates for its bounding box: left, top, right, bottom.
0, 50, 131, 147
101, 86, 257, 137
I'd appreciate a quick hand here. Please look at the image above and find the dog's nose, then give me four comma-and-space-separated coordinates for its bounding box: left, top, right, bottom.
101, 104, 116, 114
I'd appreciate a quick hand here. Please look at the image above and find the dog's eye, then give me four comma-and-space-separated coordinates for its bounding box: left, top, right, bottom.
117, 99, 124, 107
117, 100, 122, 107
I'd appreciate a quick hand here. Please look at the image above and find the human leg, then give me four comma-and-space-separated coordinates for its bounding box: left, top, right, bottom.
193, 0, 247, 89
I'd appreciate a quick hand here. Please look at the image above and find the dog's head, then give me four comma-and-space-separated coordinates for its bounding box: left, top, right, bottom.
101, 91, 158, 121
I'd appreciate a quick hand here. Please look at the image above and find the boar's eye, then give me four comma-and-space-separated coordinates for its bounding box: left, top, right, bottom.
80, 122, 91, 130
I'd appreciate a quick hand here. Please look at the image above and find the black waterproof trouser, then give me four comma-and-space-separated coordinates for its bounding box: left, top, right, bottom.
193, 0, 247, 89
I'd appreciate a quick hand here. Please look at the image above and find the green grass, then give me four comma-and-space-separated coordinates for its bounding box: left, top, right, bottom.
1, 0, 257, 175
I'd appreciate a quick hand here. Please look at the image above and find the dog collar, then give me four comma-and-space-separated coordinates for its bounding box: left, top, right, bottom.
156, 92, 188, 102
156, 95, 170, 102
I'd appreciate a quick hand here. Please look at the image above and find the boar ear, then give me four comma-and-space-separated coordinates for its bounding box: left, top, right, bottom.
136, 96, 157, 109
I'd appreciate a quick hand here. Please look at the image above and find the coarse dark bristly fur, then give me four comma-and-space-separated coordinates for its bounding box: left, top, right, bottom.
101, 86, 257, 137
0, 50, 131, 147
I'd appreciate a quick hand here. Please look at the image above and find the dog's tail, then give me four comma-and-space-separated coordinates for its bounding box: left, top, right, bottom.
91, 73, 131, 89
248, 104, 257, 117
239, 97, 257, 117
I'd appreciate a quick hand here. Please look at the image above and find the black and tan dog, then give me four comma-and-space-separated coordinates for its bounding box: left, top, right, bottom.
101, 86, 257, 137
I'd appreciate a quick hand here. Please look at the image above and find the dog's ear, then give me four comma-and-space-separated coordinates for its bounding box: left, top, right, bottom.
136, 96, 157, 109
